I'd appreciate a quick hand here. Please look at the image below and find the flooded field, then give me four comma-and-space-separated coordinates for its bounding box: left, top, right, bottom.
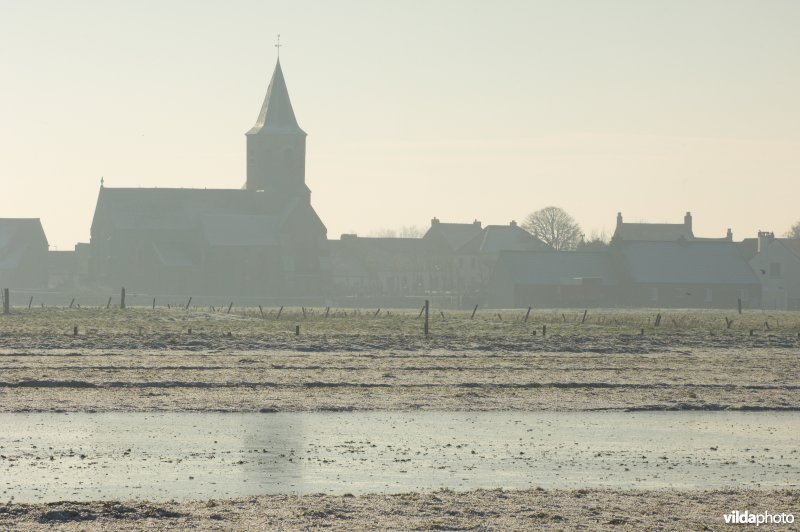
1, 411, 797, 503
1, 308, 798, 529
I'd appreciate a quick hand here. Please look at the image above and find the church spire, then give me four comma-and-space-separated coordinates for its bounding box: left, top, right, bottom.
245, 53, 309, 194
247, 58, 305, 135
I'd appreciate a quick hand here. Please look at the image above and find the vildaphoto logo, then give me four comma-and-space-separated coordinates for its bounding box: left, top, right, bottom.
723, 510, 795, 526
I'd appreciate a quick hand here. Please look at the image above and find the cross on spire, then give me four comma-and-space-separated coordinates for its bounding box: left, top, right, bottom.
275, 34, 282, 58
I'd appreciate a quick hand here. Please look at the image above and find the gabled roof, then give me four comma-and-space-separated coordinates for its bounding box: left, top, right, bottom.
495, 250, 620, 286
460, 224, 547, 254
423, 220, 484, 252
0, 218, 48, 250
0, 219, 48, 270
91, 187, 327, 246
619, 241, 759, 285
614, 222, 693, 242
91, 187, 288, 234
247, 59, 305, 135
781, 239, 800, 259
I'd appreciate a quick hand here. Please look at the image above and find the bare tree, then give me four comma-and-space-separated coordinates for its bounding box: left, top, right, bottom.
785, 221, 800, 239
522, 206, 582, 251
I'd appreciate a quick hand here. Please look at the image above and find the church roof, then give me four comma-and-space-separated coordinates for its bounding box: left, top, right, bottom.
247, 59, 305, 135
92, 187, 290, 232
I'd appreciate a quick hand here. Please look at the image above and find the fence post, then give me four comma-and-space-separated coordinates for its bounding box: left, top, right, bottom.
424, 299, 429, 336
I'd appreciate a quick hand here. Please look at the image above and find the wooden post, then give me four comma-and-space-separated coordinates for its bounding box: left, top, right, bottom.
106, 297, 112, 309
276, 306, 284, 319
738, 298, 742, 315
120, 287, 126, 309
524, 307, 531, 323
28, 296, 33, 309
2, 288, 9, 314
227, 302, 233, 314
185, 297, 192, 310
424, 299, 429, 336
471, 305, 478, 320
259, 305, 265, 318
581, 309, 588, 324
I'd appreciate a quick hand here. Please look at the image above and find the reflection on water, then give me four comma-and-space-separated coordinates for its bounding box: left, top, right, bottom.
0, 411, 797, 502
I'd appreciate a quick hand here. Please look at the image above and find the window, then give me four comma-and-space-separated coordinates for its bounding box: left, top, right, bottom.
769, 263, 781, 279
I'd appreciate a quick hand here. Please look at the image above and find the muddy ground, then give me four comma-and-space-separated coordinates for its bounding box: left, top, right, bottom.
1, 488, 797, 531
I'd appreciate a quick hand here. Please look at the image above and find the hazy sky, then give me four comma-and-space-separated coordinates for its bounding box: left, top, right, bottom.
2, 0, 799, 248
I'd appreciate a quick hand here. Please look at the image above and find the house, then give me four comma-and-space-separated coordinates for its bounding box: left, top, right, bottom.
0, 219, 49, 289
744, 232, 800, 310
488, 250, 620, 308
612, 211, 733, 242
88, 59, 327, 297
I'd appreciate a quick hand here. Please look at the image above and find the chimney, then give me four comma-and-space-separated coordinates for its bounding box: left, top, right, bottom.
726, 228, 733, 241
616, 212, 623, 229
757, 231, 774, 253
684, 212, 692, 230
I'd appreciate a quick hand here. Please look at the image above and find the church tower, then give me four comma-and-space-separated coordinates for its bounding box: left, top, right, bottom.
245, 59, 309, 200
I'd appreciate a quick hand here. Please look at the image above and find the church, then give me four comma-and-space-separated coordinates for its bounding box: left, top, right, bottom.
88, 59, 328, 298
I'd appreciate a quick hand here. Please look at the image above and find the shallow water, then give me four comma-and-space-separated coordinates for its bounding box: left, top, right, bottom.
0, 411, 797, 502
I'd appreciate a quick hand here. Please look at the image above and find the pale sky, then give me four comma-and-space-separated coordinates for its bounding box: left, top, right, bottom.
1, 0, 799, 249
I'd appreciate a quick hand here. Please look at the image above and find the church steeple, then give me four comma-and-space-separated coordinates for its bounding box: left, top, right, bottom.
247, 59, 305, 135
245, 58, 308, 197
